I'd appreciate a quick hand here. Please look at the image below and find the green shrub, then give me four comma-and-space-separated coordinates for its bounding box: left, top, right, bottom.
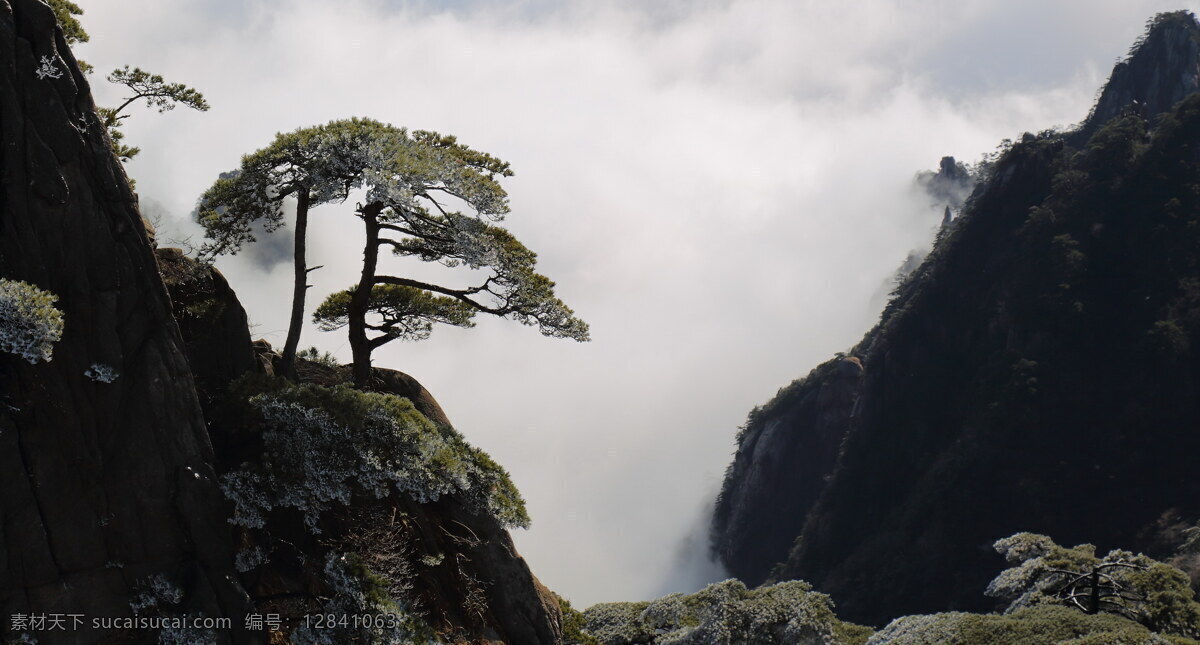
554, 593, 601, 645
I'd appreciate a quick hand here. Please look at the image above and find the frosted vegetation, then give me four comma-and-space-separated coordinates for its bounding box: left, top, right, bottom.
864, 533, 1200, 645
985, 533, 1200, 639
576, 533, 1200, 645
582, 579, 872, 645
866, 606, 1180, 645
0, 278, 64, 364
216, 377, 525, 643
289, 552, 439, 645
219, 378, 529, 533
129, 574, 183, 615
85, 363, 119, 383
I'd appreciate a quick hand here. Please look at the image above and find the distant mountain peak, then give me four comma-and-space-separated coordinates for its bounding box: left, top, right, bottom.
1079, 10, 1200, 138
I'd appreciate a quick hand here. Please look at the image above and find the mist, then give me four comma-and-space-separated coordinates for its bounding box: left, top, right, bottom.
75, 0, 1198, 607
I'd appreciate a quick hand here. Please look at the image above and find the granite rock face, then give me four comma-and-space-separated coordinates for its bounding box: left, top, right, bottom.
712, 11, 1200, 627
1079, 11, 1200, 141
153, 230, 562, 645
217, 358, 565, 645
711, 357, 862, 586
156, 248, 257, 405
0, 1, 253, 642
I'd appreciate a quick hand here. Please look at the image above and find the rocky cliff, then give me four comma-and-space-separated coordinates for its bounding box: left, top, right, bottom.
0, 1, 254, 642
0, 2, 565, 642
711, 357, 862, 586
1078, 11, 1200, 141
712, 10, 1200, 627
156, 252, 564, 644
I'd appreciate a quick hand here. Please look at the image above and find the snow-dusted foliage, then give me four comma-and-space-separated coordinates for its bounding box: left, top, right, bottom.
85, 363, 119, 383
130, 574, 183, 615
157, 626, 215, 645
126, 575, 222, 645
219, 382, 528, 532
579, 601, 653, 645
583, 579, 846, 645
987, 532, 1158, 612
360, 128, 510, 221
288, 552, 439, 645
234, 545, 268, 572
865, 612, 972, 645
0, 279, 64, 364
984, 532, 1084, 611
985, 532, 1200, 638
34, 55, 62, 80
865, 605, 1174, 645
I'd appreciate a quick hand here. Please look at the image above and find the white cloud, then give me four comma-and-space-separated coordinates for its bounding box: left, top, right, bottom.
75, 0, 1198, 605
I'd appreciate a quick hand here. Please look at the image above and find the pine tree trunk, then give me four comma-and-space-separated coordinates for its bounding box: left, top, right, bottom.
1087, 569, 1101, 614
351, 203, 383, 387
279, 190, 311, 380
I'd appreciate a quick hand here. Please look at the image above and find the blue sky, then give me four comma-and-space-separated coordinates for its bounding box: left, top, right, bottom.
72, 0, 1200, 606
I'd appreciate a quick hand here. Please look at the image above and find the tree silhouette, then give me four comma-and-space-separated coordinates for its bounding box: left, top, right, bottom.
197, 119, 390, 378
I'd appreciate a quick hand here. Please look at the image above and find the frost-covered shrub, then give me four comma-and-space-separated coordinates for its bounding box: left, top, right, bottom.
985, 532, 1090, 611
126, 575, 223, 645
288, 552, 438, 645
234, 545, 268, 572
986, 532, 1200, 638
865, 605, 1172, 645
157, 626, 215, 645
219, 382, 528, 532
580, 601, 653, 645
0, 279, 64, 364
865, 611, 971, 645
85, 363, 119, 383
583, 579, 862, 645
130, 574, 182, 615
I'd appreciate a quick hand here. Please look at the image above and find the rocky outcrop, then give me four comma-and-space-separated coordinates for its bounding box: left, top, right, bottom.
230, 363, 562, 644
156, 248, 256, 405
713, 12, 1200, 627
1077, 10, 1200, 141
402, 496, 563, 645
914, 156, 974, 211
0, 1, 253, 642
231, 487, 563, 645
0, 3, 558, 641
367, 367, 453, 427
158, 248, 561, 643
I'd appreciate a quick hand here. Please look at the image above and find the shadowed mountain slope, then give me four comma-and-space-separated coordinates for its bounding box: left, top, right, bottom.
712, 10, 1200, 627
0, 1, 254, 642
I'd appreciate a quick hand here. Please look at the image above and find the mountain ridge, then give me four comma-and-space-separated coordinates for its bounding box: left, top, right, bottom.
712, 9, 1200, 627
